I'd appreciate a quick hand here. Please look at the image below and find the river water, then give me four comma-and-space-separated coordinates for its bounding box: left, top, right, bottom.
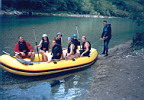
0, 15, 142, 100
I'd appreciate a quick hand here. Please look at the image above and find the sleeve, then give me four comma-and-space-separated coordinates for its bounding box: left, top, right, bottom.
52, 47, 59, 58
103, 27, 108, 37
26, 41, 34, 52
14, 43, 20, 53
101, 27, 105, 38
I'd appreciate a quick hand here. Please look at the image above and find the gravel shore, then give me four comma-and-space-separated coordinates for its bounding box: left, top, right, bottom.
85, 41, 144, 100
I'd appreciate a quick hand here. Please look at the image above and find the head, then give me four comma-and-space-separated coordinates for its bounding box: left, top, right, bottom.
67, 37, 72, 44
82, 36, 86, 42
103, 20, 108, 26
57, 32, 62, 38
73, 34, 77, 39
42, 34, 49, 42
52, 39, 57, 47
18, 36, 25, 42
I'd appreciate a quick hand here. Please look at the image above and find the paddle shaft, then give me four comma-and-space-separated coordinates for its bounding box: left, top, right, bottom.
75, 25, 81, 49
33, 29, 40, 61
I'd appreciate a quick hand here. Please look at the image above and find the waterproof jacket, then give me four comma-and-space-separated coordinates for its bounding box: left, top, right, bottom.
101, 24, 112, 40
52, 44, 62, 59
14, 41, 34, 53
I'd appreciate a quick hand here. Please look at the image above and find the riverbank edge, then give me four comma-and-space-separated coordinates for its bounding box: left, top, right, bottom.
85, 41, 144, 100
0, 10, 124, 19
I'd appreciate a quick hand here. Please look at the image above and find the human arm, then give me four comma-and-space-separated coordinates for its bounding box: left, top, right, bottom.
26, 41, 34, 52
14, 43, 20, 53
80, 42, 89, 57
37, 40, 42, 47
67, 44, 75, 57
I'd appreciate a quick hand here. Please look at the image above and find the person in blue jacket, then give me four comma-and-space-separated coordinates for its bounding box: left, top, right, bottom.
100, 20, 112, 57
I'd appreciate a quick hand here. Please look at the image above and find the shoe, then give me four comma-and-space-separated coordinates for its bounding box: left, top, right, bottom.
101, 52, 105, 55
104, 54, 108, 57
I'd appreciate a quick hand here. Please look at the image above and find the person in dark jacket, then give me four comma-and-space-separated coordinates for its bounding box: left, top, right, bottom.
14, 36, 35, 61
100, 20, 112, 57
56, 32, 62, 46
72, 34, 80, 49
48, 39, 63, 63
80, 36, 91, 57
37, 34, 50, 61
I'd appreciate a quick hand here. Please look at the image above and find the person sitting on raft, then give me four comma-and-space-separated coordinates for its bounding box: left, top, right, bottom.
14, 36, 35, 61
72, 34, 80, 49
37, 34, 50, 61
65, 37, 79, 60
56, 32, 62, 46
80, 36, 91, 57
48, 39, 63, 63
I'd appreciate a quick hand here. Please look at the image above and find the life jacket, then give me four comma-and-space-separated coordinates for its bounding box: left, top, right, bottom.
82, 41, 91, 52
18, 41, 30, 53
40, 40, 49, 51
72, 39, 80, 49
56, 38, 61, 45
67, 43, 76, 54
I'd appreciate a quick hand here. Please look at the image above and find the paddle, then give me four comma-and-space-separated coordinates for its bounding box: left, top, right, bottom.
75, 25, 80, 39
2, 51, 33, 65
33, 28, 40, 61
75, 25, 81, 50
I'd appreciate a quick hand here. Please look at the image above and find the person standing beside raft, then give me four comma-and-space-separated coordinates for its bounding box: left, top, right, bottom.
37, 34, 50, 61
100, 20, 112, 57
14, 36, 35, 61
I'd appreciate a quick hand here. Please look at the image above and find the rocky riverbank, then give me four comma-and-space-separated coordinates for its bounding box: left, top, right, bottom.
85, 41, 144, 100
0, 10, 121, 18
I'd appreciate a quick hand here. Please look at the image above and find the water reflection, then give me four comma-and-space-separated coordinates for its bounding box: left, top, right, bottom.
0, 66, 94, 100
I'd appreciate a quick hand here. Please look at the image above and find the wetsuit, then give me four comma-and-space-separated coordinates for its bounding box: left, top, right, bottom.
52, 44, 62, 59
80, 41, 91, 56
101, 24, 112, 55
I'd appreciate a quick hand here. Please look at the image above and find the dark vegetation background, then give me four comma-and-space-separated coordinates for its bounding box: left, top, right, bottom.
2, 0, 144, 24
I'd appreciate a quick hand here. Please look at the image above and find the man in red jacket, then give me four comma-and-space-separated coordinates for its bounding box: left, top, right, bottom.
14, 36, 35, 61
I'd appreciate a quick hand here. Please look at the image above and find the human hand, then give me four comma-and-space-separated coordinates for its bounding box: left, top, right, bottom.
100, 38, 104, 40
20, 52, 25, 56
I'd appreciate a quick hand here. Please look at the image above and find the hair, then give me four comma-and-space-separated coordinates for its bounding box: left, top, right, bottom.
42, 37, 49, 44
103, 20, 107, 23
18, 35, 24, 39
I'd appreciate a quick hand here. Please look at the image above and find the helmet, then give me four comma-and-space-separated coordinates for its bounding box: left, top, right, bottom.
42, 34, 48, 37
57, 32, 62, 35
67, 37, 72, 40
73, 34, 77, 37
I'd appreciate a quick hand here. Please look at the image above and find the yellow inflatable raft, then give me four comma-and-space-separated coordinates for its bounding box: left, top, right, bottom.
0, 48, 98, 76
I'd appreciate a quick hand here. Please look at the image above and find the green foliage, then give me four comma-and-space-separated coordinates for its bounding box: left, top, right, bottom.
2, 0, 144, 25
